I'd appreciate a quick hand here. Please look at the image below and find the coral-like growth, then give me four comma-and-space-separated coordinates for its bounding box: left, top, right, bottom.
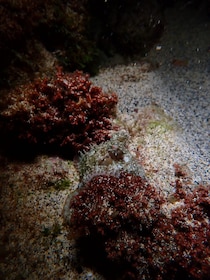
65, 173, 210, 279
0, 68, 118, 156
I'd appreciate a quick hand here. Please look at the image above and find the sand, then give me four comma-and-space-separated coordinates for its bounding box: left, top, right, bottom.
91, 4, 210, 187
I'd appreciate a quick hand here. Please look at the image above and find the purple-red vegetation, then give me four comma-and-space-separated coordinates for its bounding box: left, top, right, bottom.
0, 68, 118, 155
68, 173, 210, 279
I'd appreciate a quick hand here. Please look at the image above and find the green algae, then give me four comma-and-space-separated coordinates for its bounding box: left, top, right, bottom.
147, 119, 174, 134
54, 178, 71, 191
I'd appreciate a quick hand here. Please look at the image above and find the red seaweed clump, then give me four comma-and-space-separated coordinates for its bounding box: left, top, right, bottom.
66, 173, 210, 279
0, 68, 118, 156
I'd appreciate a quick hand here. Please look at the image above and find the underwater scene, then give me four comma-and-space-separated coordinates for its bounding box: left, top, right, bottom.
0, 1, 209, 279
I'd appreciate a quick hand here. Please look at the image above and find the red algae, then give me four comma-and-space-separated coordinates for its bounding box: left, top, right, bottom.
0, 68, 118, 156
66, 172, 210, 279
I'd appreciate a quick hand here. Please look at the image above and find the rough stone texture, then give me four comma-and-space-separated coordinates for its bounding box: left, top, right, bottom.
78, 130, 145, 186
0, 0, 165, 87
88, 0, 164, 55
